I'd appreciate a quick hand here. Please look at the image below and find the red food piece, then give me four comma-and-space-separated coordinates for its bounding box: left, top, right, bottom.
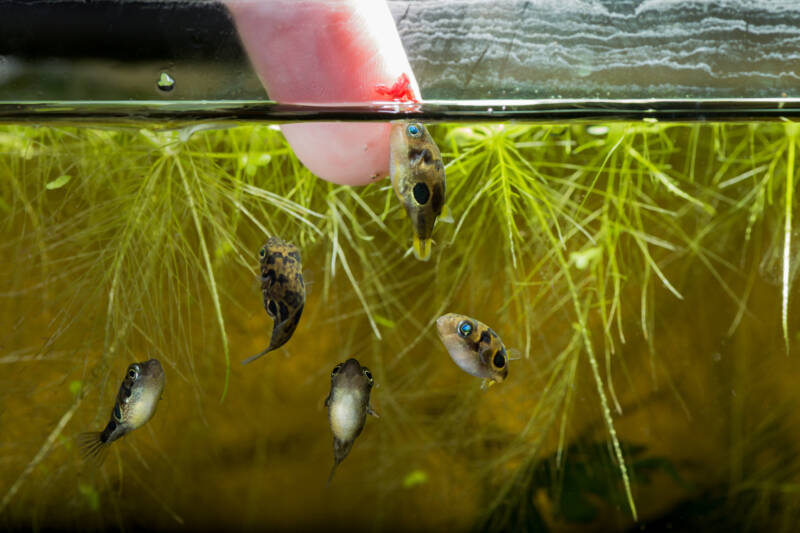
375, 73, 417, 102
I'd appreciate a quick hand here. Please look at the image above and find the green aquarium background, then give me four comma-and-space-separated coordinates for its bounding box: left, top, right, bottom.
1, 122, 800, 531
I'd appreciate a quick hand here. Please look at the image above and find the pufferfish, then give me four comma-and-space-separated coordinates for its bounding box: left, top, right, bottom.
436, 313, 509, 384
325, 358, 378, 484
242, 237, 305, 365
79, 359, 165, 463
389, 121, 448, 262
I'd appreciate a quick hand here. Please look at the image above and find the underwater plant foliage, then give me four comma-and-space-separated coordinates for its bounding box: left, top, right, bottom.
1, 122, 800, 531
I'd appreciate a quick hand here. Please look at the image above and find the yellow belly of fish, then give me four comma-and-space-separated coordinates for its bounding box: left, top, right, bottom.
331, 392, 361, 441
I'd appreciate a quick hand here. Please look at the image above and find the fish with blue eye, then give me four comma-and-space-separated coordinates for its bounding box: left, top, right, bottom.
243, 236, 306, 365
389, 121, 450, 262
78, 359, 165, 463
435, 313, 509, 384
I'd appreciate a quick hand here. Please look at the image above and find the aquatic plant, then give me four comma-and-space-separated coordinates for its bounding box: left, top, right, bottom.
1, 121, 799, 530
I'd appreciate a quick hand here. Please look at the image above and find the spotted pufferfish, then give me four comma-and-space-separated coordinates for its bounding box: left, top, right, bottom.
78, 358, 165, 463
389, 121, 449, 262
242, 237, 305, 365
436, 313, 509, 384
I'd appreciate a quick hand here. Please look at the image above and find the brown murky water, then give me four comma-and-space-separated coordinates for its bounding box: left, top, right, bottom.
1, 123, 799, 532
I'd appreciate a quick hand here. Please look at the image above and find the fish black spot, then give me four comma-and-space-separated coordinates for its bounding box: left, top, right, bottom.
262, 269, 276, 287
289, 251, 301, 262
276, 274, 289, 285
267, 300, 278, 317
479, 330, 491, 346
493, 350, 506, 368
113, 403, 121, 421
108, 420, 116, 432
266, 251, 283, 265
413, 183, 430, 205
408, 148, 433, 166
431, 184, 444, 214
278, 301, 290, 322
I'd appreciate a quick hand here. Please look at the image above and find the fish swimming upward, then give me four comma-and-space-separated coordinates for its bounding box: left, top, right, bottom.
435, 313, 509, 384
389, 121, 448, 262
242, 237, 305, 365
325, 358, 378, 484
79, 358, 165, 463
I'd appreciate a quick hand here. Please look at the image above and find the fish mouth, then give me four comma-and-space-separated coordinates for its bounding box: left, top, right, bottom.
412, 235, 432, 261
340, 358, 362, 375
142, 358, 165, 379
435, 315, 449, 336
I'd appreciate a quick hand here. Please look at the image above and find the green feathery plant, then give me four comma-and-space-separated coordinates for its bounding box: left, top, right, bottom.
0, 121, 798, 529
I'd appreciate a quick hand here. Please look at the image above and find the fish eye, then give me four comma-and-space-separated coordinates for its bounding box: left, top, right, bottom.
259, 248, 266, 258
127, 366, 139, 380
457, 320, 473, 337
493, 350, 506, 369
412, 182, 430, 205
407, 123, 422, 137
363, 368, 373, 380
331, 364, 343, 377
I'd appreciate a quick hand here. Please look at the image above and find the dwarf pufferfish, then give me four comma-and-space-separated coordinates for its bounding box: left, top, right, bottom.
325, 358, 378, 484
79, 358, 165, 463
436, 313, 509, 384
243, 237, 306, 365
389, 121, 448, 262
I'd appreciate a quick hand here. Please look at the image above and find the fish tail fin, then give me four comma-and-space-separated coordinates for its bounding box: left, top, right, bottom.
326, 459, 342, 487
412, 235, 432, 261
77, 432, 111, 466
241, 347, 271, 365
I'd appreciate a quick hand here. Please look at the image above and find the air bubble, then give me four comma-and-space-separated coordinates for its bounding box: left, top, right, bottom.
157, 72, 175, 92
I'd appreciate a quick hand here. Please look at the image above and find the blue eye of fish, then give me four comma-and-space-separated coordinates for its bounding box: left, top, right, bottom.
493, 350, 506, 368
407, 124, 421, 137
259, 248, 266, 258
457, 321, 473, 337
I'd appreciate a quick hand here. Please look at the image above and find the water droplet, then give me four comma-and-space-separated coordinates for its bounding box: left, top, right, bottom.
157, 72, 175, 92
487, 107, 494, 113
712, 352, 721, 362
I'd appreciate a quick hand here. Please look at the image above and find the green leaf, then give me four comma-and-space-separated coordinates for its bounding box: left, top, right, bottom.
78, 482, 100, 511
45, 175, 71, 190
403, 469, 428, 488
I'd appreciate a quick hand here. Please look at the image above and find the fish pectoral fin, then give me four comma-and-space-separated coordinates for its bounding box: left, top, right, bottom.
439, 205, 454, 224
367, 405, 380, 418
480, 379, 496, 391
507, 348, 523, 361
